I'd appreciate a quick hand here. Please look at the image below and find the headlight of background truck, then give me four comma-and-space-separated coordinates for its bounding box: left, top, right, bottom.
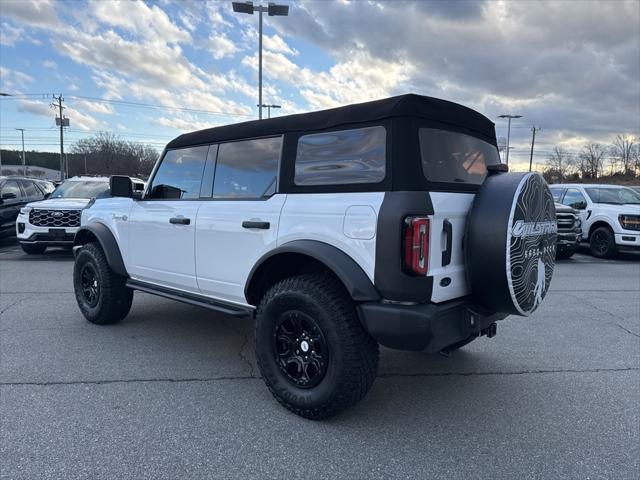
619, 214, 640, 231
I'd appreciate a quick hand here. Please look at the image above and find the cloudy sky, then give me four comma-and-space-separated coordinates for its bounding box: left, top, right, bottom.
1, 0, 638, 171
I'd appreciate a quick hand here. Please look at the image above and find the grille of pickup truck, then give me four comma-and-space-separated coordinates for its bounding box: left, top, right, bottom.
29, 209, 81, 228
556, 212, 576, 232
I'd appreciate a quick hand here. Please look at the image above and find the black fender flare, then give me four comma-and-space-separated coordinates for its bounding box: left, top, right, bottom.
245, 240, 380, 303
74, 223, 128, 277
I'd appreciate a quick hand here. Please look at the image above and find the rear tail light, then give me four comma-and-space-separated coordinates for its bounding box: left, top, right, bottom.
403, 216, 430, 275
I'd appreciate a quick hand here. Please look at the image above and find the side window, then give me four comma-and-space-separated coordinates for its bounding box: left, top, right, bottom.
1, 180, 22, 200
148, 146, 209, 199
562, 188, 587, 209
549, 188, 564, 202
20, 180, 43, 199
294, 126, 386, 186
213, 137, 281, 198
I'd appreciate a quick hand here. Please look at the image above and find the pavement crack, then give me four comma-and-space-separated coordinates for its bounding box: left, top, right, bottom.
0, 375, 259, 387
222, 318, 255, 377
566, 292, 640, 339
2, 367, 637, 388
0, 295, 29, 318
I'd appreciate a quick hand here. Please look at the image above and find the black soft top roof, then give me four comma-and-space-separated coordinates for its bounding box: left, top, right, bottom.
166, 93, 496, 150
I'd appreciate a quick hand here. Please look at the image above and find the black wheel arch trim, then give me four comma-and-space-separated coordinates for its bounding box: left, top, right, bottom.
74, 223, 128, 277
245, 240, 380, 304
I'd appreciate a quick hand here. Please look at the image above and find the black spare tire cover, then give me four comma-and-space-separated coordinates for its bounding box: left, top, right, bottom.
466, 172, 557, 316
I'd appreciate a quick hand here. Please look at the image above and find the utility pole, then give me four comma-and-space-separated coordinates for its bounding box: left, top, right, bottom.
529, 126, 541, 172
15, 128, 26, 175
52, 94, 68, 182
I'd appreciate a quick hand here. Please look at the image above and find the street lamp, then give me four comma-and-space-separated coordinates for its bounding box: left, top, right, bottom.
257, 103, 281, 119
15, 128, 26, 176
232, 1, 289, 120
498, 114, 522, 165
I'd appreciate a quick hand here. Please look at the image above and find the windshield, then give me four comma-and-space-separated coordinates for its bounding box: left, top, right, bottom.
584, 187, 640, 205
419, 128, 500, 185
50, 180, 110, 199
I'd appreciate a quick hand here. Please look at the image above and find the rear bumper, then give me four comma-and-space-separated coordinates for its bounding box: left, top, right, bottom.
357, 299, 507, 353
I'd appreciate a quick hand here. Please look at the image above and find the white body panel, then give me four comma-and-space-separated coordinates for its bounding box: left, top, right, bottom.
195, 195, 286, 305
277, 193, 385, 282
128, 200, 202, 291
81, 198, 134, 255
551, 184, 640, 247
427, 192, 474, 303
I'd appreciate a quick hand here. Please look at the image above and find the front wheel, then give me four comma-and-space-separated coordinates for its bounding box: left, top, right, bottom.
255, 274, 379, 419
589, 227, 618, 259
73, 242, 133, 325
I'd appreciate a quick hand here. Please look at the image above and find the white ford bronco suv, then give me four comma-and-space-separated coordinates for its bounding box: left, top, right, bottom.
72, 94, 557, 419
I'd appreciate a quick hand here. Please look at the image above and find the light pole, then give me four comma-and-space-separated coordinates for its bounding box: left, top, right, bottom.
232, 1, 289, 120
15, 128, 26, 175
498, 114, 522, 165
257, 103, 281, 119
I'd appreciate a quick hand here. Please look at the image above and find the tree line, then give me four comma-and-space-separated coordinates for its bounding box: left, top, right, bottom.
1, 132, 159, 179
543, 133, 639, 184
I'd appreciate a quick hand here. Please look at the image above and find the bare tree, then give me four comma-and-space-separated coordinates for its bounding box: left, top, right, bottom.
578, 143, 606, 179
544, 146, 575, 183
71, 132, 158, 177
611, 134, 637, 177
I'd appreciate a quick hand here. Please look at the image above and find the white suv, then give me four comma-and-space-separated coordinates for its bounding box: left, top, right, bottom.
17, 176, 144, 254
72, 94, 558, 418
549, 184, 640, 258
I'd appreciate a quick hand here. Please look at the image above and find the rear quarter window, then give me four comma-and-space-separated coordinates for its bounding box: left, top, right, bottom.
294, 126, 386, 186
419, 128, 500, 185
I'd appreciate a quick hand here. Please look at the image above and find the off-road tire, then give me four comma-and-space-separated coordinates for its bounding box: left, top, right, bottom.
589, 226, 618, 259
21, 244, 46, 255
73, 242, 133, 325
255, 274, 379, 420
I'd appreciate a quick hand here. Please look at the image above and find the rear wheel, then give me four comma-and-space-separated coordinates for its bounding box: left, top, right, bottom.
255, 274, 379, 419
21, 244, 46, 255
73, 242, 133, 325
589, 226, 617, 259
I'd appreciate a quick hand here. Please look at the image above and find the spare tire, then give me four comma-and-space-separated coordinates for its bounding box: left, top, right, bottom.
466, 172, 557, 316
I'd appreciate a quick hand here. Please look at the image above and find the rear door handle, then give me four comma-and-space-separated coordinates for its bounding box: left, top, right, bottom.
442, 219, 452, 267
242, 220, 270, 230
169, 217, 190, 225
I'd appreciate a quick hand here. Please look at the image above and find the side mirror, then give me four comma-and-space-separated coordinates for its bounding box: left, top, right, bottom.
43, 192, 52, 199
572, 201, 587, 210
110, 175, 133, 198
1, 192, 17, 200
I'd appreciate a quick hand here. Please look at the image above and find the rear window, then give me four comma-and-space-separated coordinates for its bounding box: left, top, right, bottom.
419, 128, 500, 185
294, 126, 386, 186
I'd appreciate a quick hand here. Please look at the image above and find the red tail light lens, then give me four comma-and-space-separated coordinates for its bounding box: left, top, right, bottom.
403, 216, 430, 276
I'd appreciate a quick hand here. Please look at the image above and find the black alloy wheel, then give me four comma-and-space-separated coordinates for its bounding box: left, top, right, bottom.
80, 262, 100, 307
589, 226, 617, 259
275, 310, 329, 389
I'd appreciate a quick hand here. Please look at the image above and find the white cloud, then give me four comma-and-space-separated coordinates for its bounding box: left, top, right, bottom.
42, 59, 56, 69
89, 0, 191, 44
72, 99, 115, 115
0, 22, 23, 46
0, 66, 34, 91
263, 34, 298, 56
16, 99, 52, 117
0, 0, 61, 29
208, 33, 239, 60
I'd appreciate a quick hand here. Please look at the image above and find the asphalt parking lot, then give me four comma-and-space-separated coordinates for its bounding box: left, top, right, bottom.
1, 236, 638, 480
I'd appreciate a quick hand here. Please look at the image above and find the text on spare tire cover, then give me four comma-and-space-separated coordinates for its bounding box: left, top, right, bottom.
507, 174, 557, 316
